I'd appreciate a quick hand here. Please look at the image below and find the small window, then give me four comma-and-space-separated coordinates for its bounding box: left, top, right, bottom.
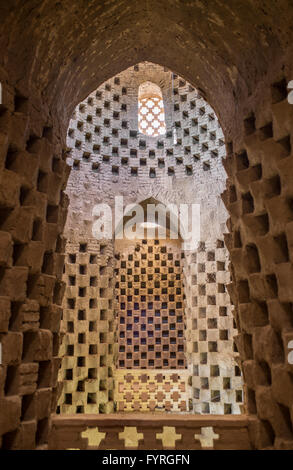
138, 82, 166, 137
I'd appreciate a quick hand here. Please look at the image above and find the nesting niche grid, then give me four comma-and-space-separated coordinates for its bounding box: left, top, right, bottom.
0, 85, 69, 449
61, 62, 241, 416
57, 238, 117, 414
116, 238, 186, 370
114, 237, 190, 412
184, 239, 243, 415
221, 80, 293, 447
65, 61, 226, 188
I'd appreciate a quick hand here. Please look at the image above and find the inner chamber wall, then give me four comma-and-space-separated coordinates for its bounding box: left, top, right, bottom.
57, 62, 243, 415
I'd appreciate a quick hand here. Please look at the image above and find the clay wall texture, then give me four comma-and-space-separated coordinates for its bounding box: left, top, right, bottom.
1, 0, 293, 449
0, 86, 68, 449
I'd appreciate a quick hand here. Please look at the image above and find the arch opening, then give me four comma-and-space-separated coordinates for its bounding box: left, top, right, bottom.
57, 62, 243, 417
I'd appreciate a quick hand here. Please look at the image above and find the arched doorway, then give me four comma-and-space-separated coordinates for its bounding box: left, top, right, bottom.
57, 63, 243, 418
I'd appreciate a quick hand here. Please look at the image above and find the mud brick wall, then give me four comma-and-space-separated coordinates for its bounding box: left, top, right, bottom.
184, 239, 243, 415
57, 236, 117, 414
0, 83, 69, 448
115, 238, 186, 370
1, 0, 293, 451
222, 80, 293, 448
66, 62, 226, 185
115, 370, 192, 413
65, 62, 228, 242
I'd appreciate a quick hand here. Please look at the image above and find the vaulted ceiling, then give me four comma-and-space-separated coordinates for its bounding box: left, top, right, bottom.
1, 1, 293, 139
